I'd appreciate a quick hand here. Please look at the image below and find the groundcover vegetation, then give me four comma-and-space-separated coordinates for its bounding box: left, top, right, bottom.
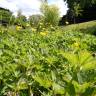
0, 25, 96, 96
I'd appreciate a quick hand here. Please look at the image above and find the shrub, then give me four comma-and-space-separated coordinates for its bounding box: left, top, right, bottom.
0, 7, 15, 26
40, 3, 60, 26
14, 10, 27, 28
28, 15, 42, 27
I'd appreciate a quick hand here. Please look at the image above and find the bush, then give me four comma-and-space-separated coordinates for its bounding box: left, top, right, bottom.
14, 10, 27, 28
40, 3, 60, 26
28, 15, 42, 27
0, 7, 15, 26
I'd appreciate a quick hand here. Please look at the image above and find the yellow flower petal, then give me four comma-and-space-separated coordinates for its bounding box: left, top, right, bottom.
31, 28, 36, 32
74, 42, 80, 47
16, 26, 22, 30
40, 32, 48, 36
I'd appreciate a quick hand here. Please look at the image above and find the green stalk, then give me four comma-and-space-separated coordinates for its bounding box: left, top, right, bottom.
28, 85, 33, 96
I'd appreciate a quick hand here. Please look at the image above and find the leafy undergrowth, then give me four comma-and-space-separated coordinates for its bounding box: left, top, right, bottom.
0, 25, 96, 96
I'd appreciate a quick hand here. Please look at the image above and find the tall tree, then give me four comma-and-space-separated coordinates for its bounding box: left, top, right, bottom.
62, 0, 96, 24
40, 3, 60, 26
64, 0, 96, 9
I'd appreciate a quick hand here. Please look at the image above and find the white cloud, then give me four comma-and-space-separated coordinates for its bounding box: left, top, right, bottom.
0, 0, 68, 17
0, 0, 17, 12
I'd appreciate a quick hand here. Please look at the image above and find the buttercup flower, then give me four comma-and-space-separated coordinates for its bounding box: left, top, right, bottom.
16, 26, 22, 31
26, 23, 30, 27
31, 28, 36, 32
39, 23, 43, 25
40, 32, 48, 36
74, 42, 80, 47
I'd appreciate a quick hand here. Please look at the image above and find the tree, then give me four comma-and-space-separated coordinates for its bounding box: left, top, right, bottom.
40, 3, 60, 26
61, 0, 96, 24
15, 10, 27, 27
64, 0, 96, 9
28, 14, 42, 27
0, 7, 14, 26
71, 2, 83, 23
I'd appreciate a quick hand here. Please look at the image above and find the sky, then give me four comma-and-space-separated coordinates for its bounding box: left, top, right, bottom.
0, 0, 68, 17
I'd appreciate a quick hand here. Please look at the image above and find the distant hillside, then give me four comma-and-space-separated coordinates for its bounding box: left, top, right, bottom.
60, 20, 96, 35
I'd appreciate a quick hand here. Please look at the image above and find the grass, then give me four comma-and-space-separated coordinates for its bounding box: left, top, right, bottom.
60, 20, 96, 34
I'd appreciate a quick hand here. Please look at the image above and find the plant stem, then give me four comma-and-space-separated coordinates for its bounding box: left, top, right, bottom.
28, 85, 33, 96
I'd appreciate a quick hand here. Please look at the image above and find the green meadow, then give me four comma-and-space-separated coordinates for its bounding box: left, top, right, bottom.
0, 2, 96, 96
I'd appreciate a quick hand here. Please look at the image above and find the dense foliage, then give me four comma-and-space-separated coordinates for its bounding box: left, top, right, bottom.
40, 3, 60, 26
60, 0, 96, 24
14, 10, 27, 28
0, 21, 96, 95
0, 1, 96, 96
28, 15, 42, 27
0, 7, 15, 26
64, 0, 96, 9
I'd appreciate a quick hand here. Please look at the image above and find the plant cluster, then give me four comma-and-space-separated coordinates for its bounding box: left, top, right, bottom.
0, 26, 96, 96
0, 2, 96, 96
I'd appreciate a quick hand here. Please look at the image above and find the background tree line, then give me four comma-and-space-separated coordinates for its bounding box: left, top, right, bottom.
0, 0, 96, 26
60, 0, 96, 25
0, 7, 27, 27
0, 3, 60, 27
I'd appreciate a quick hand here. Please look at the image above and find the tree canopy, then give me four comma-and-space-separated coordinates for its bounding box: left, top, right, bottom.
0, 7, 14, 25
40, 3, 60, 26
60, 0, 96, 24
14, 10, 27, 27
64, 0, 96, 9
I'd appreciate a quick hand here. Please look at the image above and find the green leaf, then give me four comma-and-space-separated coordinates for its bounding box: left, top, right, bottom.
52, 82, 65, 94
33, 75, 52, 88
66, 81, 76, 96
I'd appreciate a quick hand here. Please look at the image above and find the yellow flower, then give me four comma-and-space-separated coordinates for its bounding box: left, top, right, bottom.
26, 23, 30, 27
42, 28, 45, 30
74, 42, 80, 47
16, 26, 22, 31
40, 32, 48, 36
50, 26, 55, 30
65, 21, 69, 25
39, 23, 43, 25
31, 28, 36, 32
